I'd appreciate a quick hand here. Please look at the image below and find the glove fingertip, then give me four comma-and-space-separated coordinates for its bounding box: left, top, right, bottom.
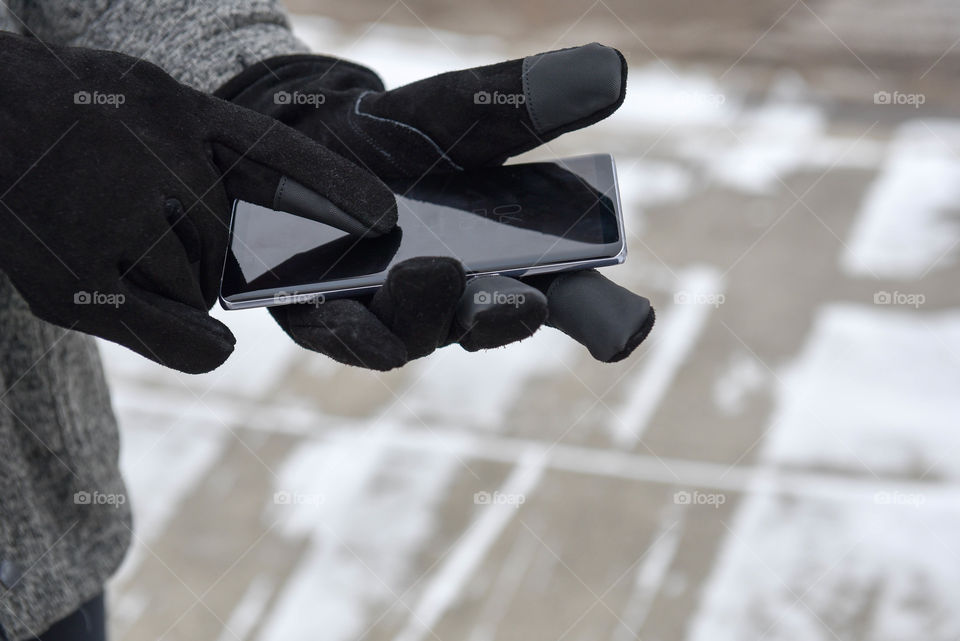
523, 42, 627, 136
456, 276, 548, 351
175, 327, 236, 374
604, 305, 655, 363
123, 282, 237, 373
273, 176, 395, 237
537, 270, 654, 363
274, 300, 409, 371
371, 257, 465, 360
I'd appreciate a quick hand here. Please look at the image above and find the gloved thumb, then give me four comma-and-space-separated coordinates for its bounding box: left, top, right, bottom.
101, 284, 237, 374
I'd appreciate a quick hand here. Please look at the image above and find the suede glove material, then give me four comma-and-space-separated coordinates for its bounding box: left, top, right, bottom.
218, 43, 654, 369
0, 32, 396, 374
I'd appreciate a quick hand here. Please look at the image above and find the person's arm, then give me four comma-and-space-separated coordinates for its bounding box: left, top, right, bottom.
3, 0, 306, 92
0, 31, 395, 373
16, 0, 655, 368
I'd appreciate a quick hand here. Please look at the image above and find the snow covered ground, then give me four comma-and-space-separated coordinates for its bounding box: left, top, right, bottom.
98, 14, 960, 641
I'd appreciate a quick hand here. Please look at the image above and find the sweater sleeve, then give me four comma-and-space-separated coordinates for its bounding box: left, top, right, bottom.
3, 0, 309, 92
0, 4, 23, 34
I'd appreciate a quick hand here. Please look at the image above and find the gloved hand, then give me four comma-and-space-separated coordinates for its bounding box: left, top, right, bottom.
0, 32, 396, 374
217, 43, 655, 369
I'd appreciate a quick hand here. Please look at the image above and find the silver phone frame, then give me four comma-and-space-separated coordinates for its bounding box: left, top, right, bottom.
220, 155, 627, 310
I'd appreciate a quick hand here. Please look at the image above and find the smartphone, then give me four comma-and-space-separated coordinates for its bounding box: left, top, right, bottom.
219, 153, 626, 310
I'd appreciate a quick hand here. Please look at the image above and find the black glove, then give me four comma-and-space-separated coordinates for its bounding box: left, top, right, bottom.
0, 32, 396, 374
217, 43, 654, 369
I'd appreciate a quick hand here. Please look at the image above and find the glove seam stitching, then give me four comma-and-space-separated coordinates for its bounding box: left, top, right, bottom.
273, 175, 288, 210
521, 56, 544, 134
348, 96, 407, 175
354, 91, 464, 172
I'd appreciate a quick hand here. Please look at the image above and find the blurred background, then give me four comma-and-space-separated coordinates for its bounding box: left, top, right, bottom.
100, 1, 960, 639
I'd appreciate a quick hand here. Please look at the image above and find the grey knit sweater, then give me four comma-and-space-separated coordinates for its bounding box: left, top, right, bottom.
0, 3, 307, 639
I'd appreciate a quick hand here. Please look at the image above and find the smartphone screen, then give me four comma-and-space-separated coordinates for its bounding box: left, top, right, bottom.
220, 153, 624, 309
